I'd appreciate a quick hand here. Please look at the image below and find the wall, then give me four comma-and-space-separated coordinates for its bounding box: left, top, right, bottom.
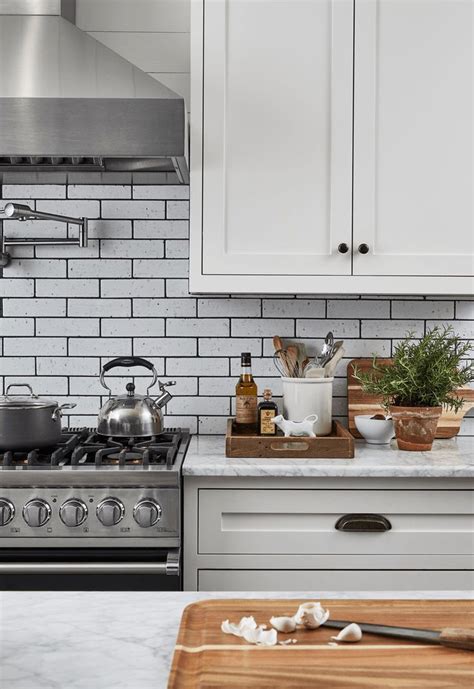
0, 181, 473, 435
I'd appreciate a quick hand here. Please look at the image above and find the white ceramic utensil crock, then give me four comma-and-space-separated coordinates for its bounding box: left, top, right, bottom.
282, 377, 333, 435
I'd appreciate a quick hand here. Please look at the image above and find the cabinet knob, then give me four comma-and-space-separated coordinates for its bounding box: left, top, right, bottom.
337, 243, 349, 254
358, 243, 370, 254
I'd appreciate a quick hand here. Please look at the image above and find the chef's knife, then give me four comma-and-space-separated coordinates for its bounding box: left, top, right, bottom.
323, 620, 474, 651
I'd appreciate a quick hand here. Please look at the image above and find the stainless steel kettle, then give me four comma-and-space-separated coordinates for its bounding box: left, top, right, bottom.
97, 357, 175, 437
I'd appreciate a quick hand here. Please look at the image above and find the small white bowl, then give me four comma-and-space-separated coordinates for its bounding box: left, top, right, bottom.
354, 415, 394, 445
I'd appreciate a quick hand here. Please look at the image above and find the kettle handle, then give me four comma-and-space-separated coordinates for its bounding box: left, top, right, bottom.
100, 357, 158, 395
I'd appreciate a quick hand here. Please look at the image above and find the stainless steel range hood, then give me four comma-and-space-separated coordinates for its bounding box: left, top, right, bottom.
0, 11, 188, 182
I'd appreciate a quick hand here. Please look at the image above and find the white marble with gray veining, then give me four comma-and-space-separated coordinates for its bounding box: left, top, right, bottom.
183, 435, 474, 478
1, 590, 472, 689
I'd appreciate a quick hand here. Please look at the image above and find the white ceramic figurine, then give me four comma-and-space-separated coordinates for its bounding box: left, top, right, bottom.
272, 414, 318, 438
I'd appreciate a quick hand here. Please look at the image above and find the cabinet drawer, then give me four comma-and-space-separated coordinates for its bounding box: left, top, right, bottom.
199, 569, 474, 592
198, 489, 474, 556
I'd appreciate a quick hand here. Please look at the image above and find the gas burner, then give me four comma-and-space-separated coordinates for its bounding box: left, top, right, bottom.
71, 432, 181, 468
0, 428, 186, 470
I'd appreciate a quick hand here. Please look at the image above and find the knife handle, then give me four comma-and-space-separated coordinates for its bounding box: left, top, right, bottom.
439, 628, 474, 651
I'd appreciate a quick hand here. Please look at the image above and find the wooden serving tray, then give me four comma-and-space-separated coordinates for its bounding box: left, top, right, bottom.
348, 358, 474, 439
168, 598, 474, 689
225, 418, 354, 459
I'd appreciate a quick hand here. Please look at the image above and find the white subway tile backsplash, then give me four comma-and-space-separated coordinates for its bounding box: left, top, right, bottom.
0, 318, 34, 336
68, 259, 132, 278
68, 185, 131, 199
133, 258, 188, 278
100, 239, 164, 259
133, 185, 189, 200
166, 200, 189, 219
101, 279, 165, 298
134, 220, 188, 239
36, 279, 99, 298
0, 357, 35, 375
263, 299, 325, 318
134, 337, 197, 357
3, 298, 66, 317
4, 338, 67, 356
198, 298, 261, 318
0, 278, 34, 297
102, 200, 165, 219
167, 318, 229, 337
101, 318, 165, 337
133, 298, 196, 317
1, 183, 471, 437
68, 338, 132, 356
68, 299, 131, 317
36, 318, 99, 337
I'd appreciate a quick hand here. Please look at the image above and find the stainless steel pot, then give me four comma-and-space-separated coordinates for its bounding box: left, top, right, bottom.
0, 384, 76, 450
97, 357, 175, 437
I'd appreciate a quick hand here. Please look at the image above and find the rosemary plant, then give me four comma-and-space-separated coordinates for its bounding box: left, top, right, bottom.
353, 326, 474, 412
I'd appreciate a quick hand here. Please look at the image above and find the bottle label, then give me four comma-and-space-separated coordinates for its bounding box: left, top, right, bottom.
260, 409, 276, 435
236, 395, 257, 424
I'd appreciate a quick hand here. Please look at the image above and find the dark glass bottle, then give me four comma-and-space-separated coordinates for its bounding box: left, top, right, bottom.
258, 389, 278, 436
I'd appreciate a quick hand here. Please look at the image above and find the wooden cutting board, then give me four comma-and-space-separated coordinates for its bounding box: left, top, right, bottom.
168, 599, 474, 688
347, 358, 474, 439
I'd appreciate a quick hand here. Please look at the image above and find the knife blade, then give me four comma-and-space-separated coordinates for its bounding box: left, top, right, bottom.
323, 620, 474, 651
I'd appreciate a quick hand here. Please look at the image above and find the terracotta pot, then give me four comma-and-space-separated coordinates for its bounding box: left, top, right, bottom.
389, 405, 442, 451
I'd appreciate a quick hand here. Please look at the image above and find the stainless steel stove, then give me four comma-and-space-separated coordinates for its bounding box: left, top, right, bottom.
0, 428, 190, 590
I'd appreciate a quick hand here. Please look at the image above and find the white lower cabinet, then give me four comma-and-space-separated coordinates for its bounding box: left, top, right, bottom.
198, 570, 474, 592
183, 478, 474, 591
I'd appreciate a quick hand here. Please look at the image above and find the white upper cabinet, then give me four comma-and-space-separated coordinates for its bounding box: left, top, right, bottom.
190, 0, 474, 294
353, 0, 473, 280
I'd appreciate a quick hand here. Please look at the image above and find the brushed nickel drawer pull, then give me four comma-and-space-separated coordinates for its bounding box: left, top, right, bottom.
335, 513, 392, 532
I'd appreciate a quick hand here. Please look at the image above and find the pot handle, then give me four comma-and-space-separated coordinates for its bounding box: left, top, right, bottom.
52, 402, 77, 421
5, 383, 37, 398
100, 357, 158, 395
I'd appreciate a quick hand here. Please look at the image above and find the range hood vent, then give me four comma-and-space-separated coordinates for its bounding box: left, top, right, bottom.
0, 12, 188, 182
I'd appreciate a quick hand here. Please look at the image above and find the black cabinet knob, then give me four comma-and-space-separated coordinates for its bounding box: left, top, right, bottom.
337, 243, 349, 254
358, 243, 370, 254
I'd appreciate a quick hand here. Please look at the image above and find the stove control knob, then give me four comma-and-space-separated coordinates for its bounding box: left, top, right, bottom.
96, 498, 125, 526
0, 498, 15, 526
133, 500, 162, 528
23, 499, 51, 527
59, 499, 88, 527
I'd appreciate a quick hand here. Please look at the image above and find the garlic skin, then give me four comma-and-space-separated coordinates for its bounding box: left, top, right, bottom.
221, 616, 277, 646
331, 623, 362, 643
270, 616, 297, 633
294, 602, 330, 629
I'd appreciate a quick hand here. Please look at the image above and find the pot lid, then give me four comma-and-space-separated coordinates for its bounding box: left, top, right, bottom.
0, 384, 57, 409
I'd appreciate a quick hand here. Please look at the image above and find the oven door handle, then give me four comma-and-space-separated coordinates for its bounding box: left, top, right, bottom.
0, 550, 180, 576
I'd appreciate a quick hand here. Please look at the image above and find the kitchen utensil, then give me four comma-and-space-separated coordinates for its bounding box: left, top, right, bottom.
304, 366, 325, 378
354, 414, 394, 444
319, 331, 334, 366
0, 384, 75, 450
323, 343, 345, 377
169, 599, 473, 688
273, 348, 299, 378
97, 356, 175, 437
347, 358, 474, 439
323, 619, 474, 651
282, 376, 333, 435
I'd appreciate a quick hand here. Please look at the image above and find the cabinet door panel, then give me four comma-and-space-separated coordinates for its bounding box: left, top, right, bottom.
198, 0, 353, 277
353, 0, 473, 277
198, 569, 473, 591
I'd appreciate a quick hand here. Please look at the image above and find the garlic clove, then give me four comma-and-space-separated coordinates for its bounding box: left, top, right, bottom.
221, 616, 257, 637
293, 602, 330, 629
331, 623, 363, 643
270, 616, 297, 633
242, 626, 278, 646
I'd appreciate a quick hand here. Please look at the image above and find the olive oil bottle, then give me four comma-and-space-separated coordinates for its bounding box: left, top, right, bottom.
235, 352, 258, 430
258, 389, 278, 436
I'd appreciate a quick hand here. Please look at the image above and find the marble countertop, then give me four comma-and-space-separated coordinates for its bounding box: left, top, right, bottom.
183, 435, 474, 478
1, 590, 471, 689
